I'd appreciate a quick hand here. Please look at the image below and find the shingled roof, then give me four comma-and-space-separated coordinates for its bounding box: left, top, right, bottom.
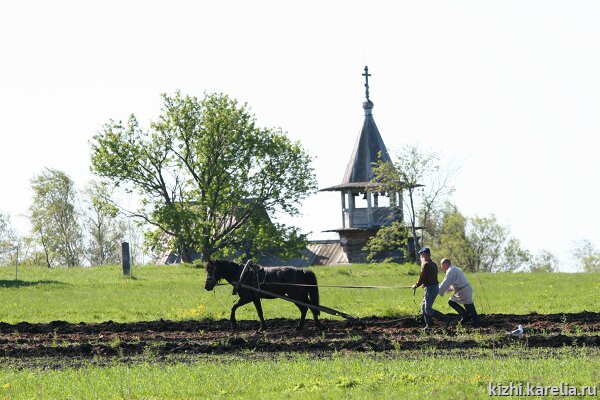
321, 98, 392, 192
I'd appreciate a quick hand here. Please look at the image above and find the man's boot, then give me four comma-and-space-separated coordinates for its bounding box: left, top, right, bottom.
448, 300, 470, 324
423, 312, 433, 332
465, 303, 481, 327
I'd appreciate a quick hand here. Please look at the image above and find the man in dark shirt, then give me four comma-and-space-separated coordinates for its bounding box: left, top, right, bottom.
412, 247, 450, 332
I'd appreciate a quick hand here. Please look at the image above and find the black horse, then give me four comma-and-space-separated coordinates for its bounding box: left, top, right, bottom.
204, 259, 323, 330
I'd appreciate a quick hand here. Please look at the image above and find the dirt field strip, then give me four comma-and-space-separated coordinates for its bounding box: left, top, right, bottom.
0, 312, 598, 360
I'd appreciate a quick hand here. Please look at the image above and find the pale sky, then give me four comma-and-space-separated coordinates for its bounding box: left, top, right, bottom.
1, 1, 599, 271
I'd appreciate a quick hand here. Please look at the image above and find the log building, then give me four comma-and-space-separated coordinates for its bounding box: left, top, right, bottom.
310, 66, 405, 264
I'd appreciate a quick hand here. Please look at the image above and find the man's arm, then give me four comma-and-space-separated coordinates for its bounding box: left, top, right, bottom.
438, 268, 454, 296
413, 263, 428, 288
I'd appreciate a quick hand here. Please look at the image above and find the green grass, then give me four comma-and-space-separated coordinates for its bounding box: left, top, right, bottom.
2, 264, 600, 399
1, 264, 599, 324
0, 350, 599, 399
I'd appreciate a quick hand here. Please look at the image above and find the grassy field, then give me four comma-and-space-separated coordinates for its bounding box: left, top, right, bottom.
1, 264, 599, 399
1, 263, 599, 324
1, 350, 599, 399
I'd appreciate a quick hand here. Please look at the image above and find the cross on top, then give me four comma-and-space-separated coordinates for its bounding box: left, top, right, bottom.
362, 65, 371, 100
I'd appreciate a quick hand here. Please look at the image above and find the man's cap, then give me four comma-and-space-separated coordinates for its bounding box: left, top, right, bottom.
418, 247, 431, 255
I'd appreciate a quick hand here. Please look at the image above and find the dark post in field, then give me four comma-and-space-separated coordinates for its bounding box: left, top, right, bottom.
121, 242, 131, 276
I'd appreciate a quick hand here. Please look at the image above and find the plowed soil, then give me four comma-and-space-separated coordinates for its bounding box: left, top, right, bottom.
1, 312, 599, 361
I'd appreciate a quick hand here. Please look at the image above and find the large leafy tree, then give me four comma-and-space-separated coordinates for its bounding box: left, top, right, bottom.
29, 168, 83, 267
232, 218, 309, 263
91, 91, 317, 262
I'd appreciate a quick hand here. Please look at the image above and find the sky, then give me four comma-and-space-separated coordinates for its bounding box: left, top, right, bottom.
1, 1, 599, 271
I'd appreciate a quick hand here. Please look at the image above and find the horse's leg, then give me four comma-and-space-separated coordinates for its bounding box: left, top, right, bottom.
307, 289, 324, 329
230, 297, 253, 329
295, 303, 308, 330
287, 288, 309, 330
312, 311, 324, 330
294, 292, 309, 330
253, 299, 267, 331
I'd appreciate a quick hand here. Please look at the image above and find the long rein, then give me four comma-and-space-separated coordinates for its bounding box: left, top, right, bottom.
211, 273, 420, 323
211, 282, 415, 290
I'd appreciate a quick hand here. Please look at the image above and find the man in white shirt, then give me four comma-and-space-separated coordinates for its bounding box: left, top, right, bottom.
438, 258, 481, 327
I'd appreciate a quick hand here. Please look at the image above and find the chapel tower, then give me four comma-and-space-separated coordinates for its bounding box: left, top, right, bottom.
319, 66, 403, 263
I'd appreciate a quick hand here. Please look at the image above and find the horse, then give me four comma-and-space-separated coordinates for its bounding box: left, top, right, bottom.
204, 259, 324, 330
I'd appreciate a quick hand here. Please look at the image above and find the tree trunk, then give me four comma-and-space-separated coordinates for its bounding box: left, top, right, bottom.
408, 190, 418, 263
179, 242, 196, 263
39, 229, 52, 268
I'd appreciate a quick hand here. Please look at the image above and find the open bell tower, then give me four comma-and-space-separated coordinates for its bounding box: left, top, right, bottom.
319, 66, 403, 263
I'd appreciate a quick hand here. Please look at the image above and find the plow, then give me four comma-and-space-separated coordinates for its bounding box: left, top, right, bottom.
230, 281, 417, 323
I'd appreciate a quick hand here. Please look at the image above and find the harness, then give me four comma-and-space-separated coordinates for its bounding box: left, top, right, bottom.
236, 261, 267, 292
237, 260, 252, 290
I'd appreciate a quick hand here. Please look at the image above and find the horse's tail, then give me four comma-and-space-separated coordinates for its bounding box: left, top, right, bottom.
305, 270, 320, 316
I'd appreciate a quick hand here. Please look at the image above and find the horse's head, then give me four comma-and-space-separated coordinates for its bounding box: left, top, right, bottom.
204, 259, 219, 291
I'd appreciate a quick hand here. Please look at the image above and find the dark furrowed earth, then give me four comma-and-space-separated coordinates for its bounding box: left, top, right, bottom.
1, 312, 599, 362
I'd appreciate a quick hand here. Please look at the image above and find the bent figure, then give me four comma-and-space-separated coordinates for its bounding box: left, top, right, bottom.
439, 258, 481, 327
204, 259, 323, 331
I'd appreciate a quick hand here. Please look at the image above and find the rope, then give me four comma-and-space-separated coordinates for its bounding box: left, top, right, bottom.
226, 261, 416, 290
475, 269, 491, 312
360, 315, 420, 326
233, 282, 416, 290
